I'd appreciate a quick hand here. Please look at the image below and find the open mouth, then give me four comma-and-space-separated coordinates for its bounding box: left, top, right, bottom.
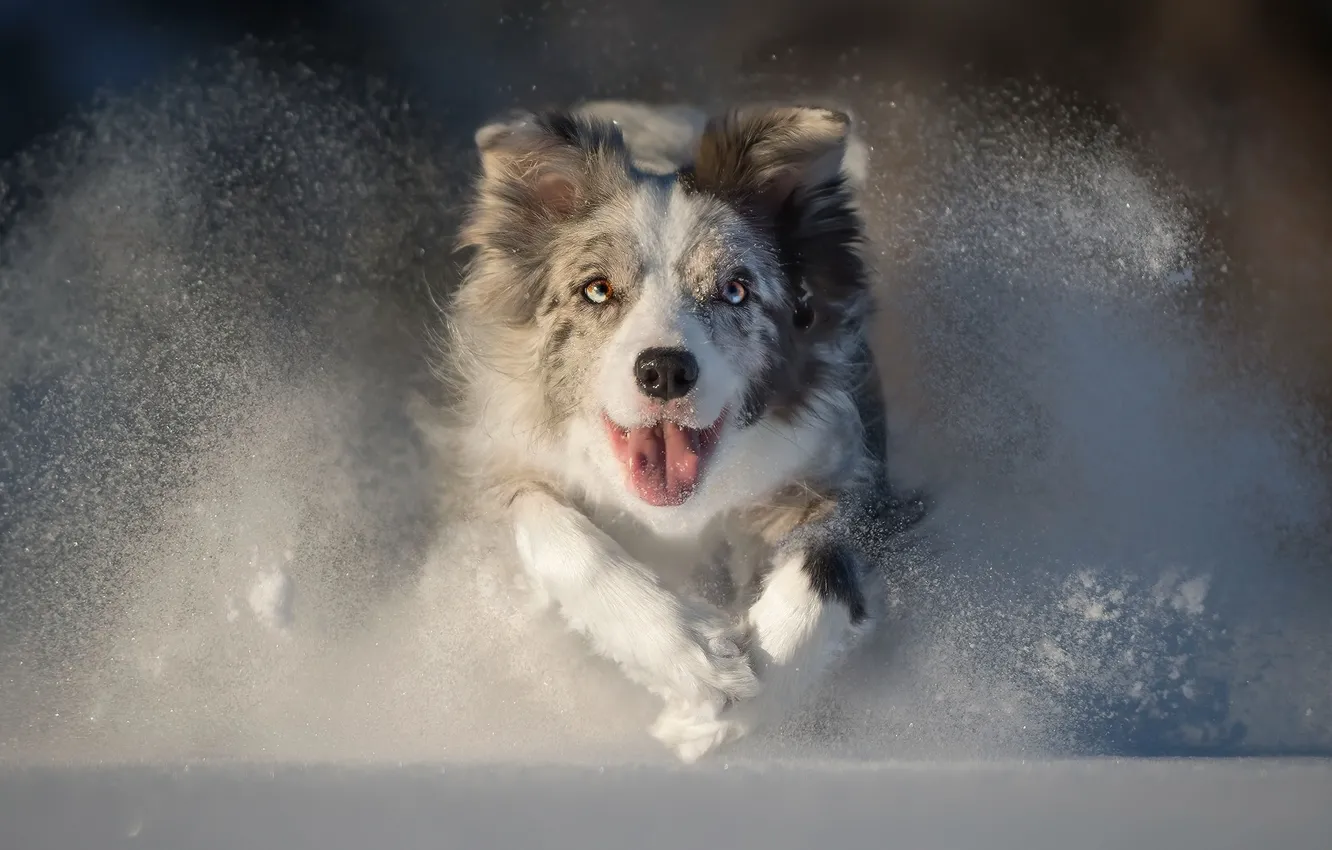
603, 412, 726, 507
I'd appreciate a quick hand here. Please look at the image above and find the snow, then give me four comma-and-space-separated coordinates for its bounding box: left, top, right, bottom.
1, 46, 1330, 848
246, 568, 294, 633
3, 760, 1330, 850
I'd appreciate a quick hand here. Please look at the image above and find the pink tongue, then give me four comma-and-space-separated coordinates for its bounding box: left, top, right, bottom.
626, 422, 701, 506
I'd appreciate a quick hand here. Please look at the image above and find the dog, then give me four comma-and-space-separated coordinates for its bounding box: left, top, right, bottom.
433, 99, 925, 761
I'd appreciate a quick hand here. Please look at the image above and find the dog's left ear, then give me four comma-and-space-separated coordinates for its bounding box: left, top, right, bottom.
690, 106, 861, 216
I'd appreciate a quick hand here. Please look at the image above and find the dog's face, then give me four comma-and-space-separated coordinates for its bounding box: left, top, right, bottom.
458, 107, 870, 526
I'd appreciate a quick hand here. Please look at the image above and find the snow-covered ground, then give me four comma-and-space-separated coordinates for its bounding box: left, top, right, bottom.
5, 760, 1331, 849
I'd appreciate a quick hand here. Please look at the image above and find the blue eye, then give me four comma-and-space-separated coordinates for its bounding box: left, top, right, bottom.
582, 279, 613, 304
720, 279, 748, 305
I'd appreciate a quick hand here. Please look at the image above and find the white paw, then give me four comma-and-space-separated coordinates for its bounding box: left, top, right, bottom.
673, 605, 760, 706
650, 701, 750, 763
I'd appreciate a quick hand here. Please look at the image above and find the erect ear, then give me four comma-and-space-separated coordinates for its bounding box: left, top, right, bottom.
690, 106, 857, 214
470, 110, 630, 220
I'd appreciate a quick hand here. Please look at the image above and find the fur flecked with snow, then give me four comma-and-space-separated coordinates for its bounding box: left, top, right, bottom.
429, 100, 923, 761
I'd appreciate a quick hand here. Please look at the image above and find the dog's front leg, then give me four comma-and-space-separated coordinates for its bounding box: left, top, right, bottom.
662, 490, 907, 759
737, 535, 872, 731
510, 487, 759, 759
654, 534, 872, 759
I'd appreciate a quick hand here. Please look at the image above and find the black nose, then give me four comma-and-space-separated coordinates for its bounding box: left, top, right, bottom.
634, 348, 699, 401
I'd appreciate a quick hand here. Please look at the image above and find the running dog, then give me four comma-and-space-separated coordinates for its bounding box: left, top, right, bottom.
433, 100, 923, 761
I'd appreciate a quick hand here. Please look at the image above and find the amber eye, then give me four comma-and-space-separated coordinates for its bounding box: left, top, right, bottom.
720, 279, 749, 305
582, 279, 613, 304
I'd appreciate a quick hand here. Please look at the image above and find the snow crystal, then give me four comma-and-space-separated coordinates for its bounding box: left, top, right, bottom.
1172, 578, 1210, 617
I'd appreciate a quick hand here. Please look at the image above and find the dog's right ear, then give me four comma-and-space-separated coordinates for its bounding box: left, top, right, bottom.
470, 111, 629, 222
